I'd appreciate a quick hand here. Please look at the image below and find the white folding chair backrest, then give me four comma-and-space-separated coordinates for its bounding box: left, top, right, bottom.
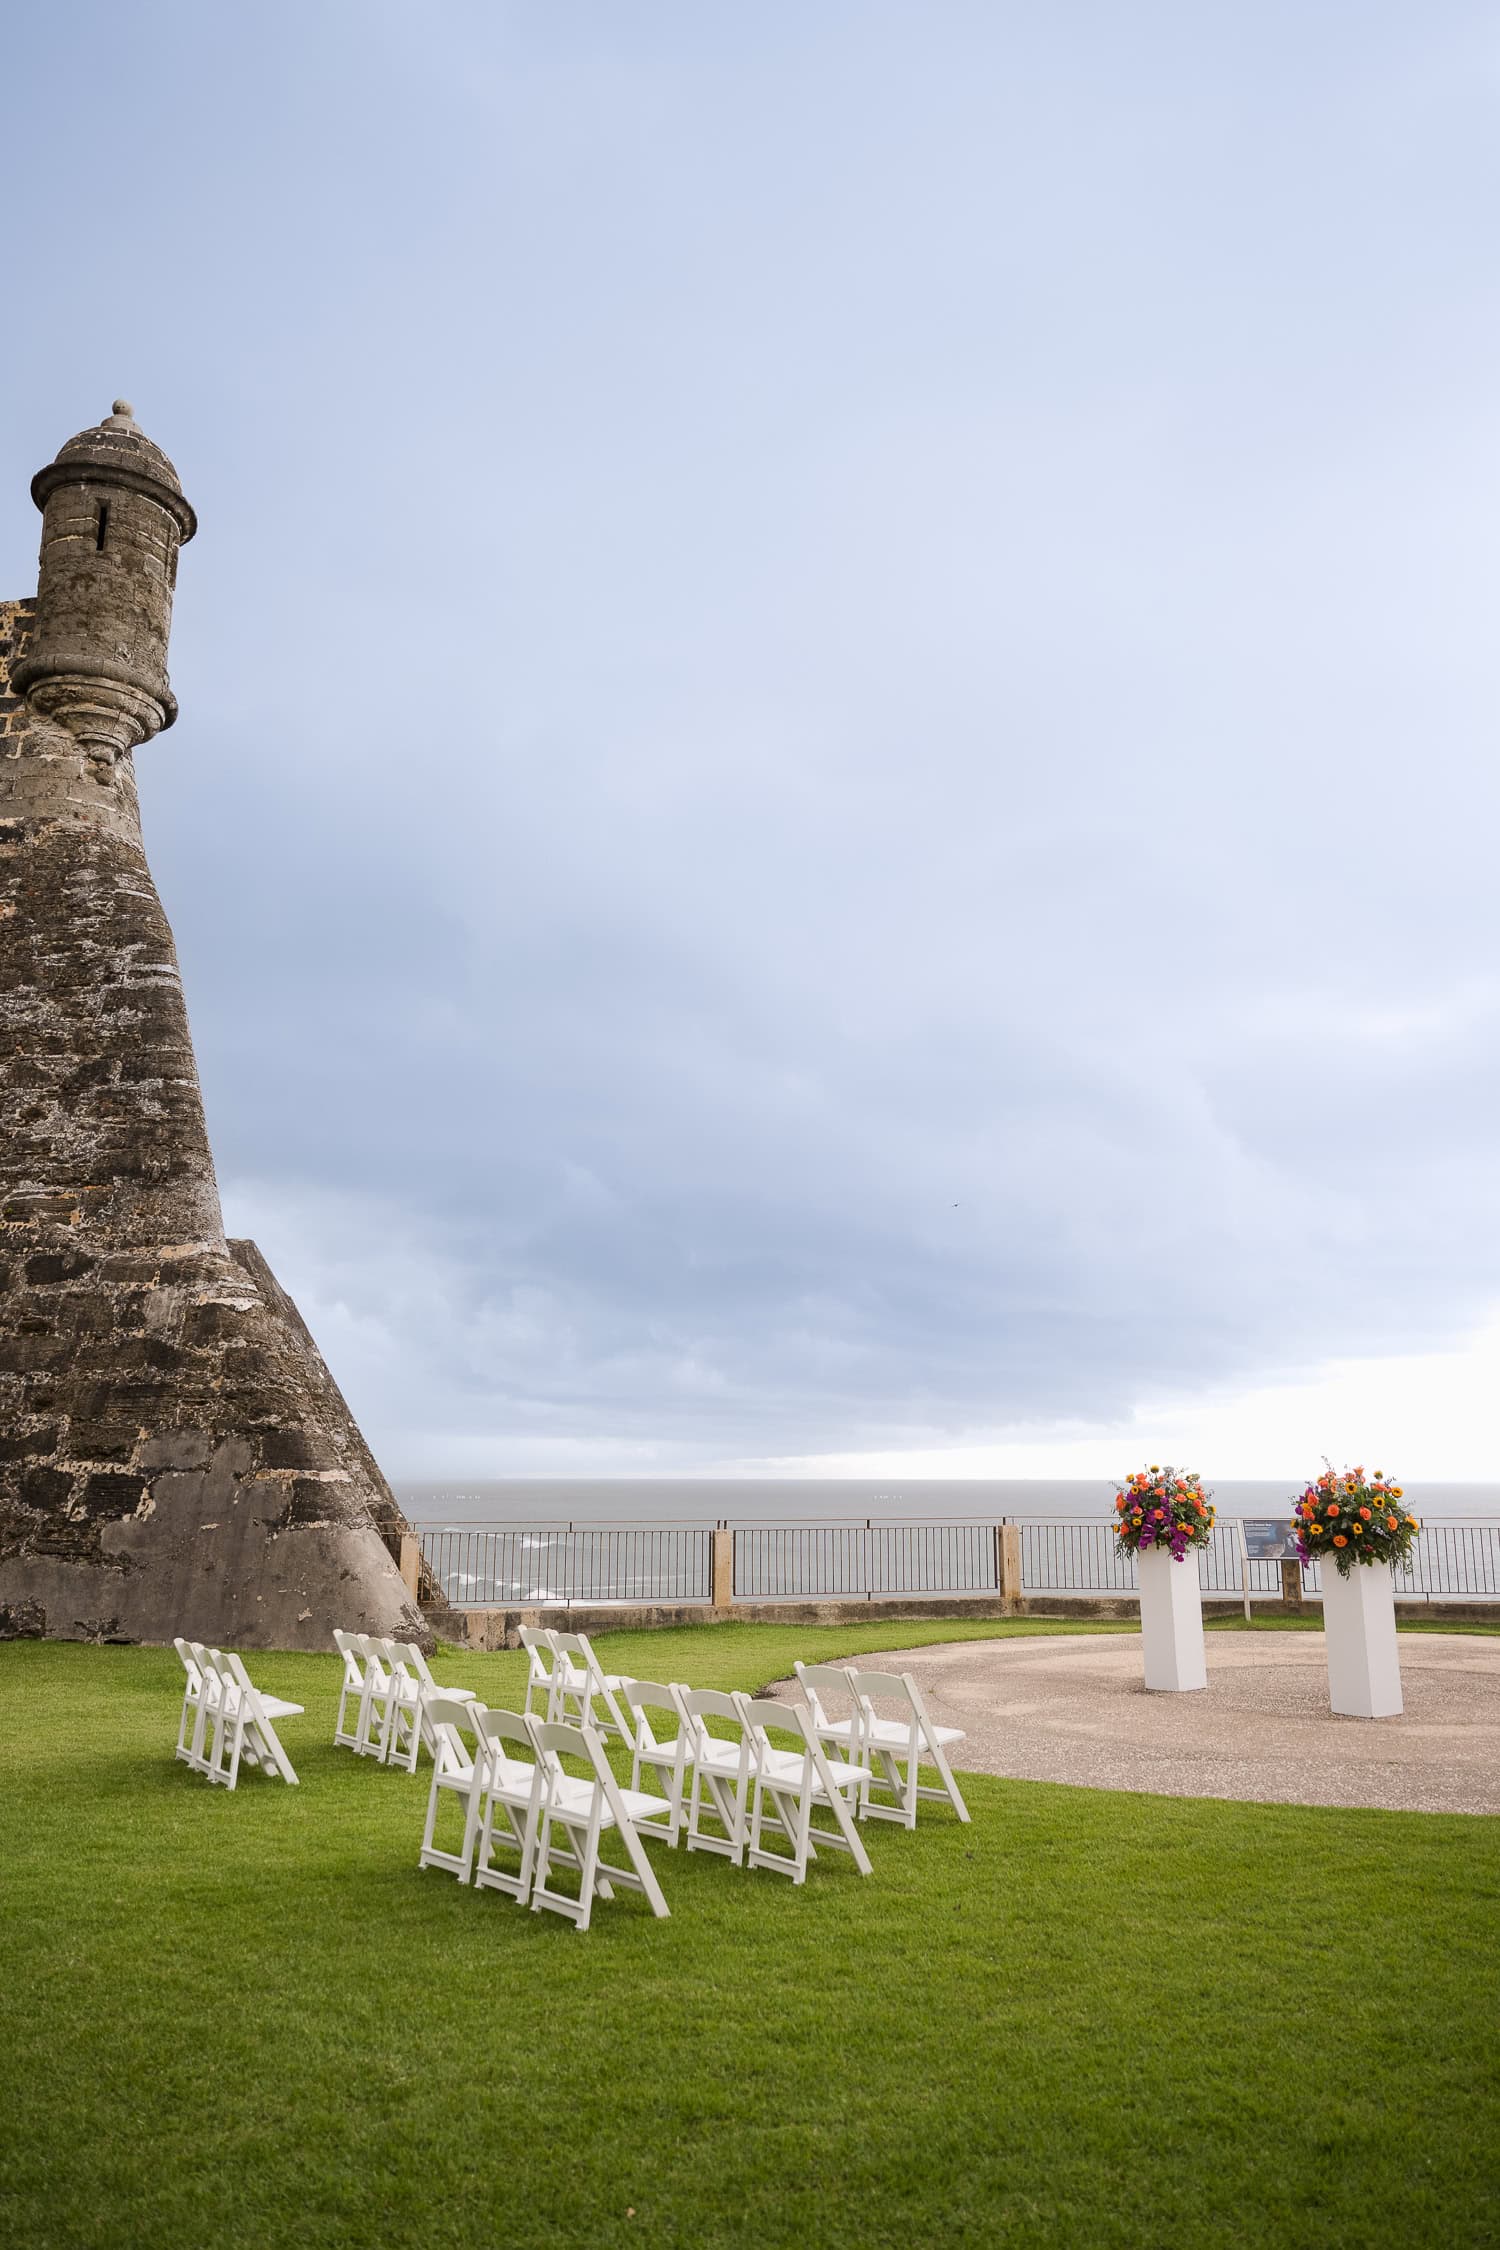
793, 1660, 861, 1747
348, 1632, 392, 1758
622, 1679, 690, 1845
542, 1631, 631, 1741
679, 1688, 751, 1864
173, 1637, 209, 1766
332, 1630, 366, 1750
734, 1695, 871, 1883
847, 1667, 969, 1827
517, 1626, 558, 1720
376, 1639, 430, 1770
464, 1704, 545, 1901
418, 1694, 488, 1881
529, 1720, 669, 1930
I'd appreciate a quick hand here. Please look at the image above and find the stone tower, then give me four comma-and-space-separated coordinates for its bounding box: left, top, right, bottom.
0, 402, 430, 1649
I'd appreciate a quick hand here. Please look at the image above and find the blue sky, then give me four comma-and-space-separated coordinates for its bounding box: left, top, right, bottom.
4, 4, 1500, 1475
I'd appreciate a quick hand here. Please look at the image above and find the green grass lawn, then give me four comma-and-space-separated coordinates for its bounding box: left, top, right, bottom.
2, 1620, 1496, 2250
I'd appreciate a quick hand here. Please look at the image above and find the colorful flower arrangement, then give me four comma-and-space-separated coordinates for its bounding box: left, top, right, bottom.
1113, 1466, 1215, 1559
1293, 1465, 1419, 1578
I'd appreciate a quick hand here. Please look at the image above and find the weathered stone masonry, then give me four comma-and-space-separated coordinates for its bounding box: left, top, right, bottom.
0, 405, 429, 1649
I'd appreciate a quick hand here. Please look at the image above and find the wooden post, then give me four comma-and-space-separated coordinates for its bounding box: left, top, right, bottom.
711, 1524, 734, 1614
999, 1523, 1022, 1605
398, 1533, 422, 1600
1281, 1558, 1304, 1613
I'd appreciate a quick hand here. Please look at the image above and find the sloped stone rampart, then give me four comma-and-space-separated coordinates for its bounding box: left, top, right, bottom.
0, 550, 427, 1651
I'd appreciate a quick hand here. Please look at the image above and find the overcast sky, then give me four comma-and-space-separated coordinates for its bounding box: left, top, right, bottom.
4, 4, 1500, 1477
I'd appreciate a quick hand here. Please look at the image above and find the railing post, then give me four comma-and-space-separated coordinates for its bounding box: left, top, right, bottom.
711, 1523, 734, 1615
398, 1533, 422, 1601
999, 1523, 1022, 1605
1280, 1558, 1304, 1613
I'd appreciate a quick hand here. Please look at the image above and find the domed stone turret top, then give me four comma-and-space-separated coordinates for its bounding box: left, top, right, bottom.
32, 400, 196, 540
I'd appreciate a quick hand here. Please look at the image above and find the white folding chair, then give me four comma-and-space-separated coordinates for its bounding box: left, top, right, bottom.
198, 1649, 303, 1790
793, 1660, 862, 1755
470, 1707, 547, 1904
547, 1630, 633, 1743
376, 1639, 478, 1773
847, 1668, 970, 1827
679, 1688, 752, 1865
418, 1695, 493, 1882
173, 1637, 220, 1769
332, 1630, 369, 1752
735, 1695, 873, 1884
518, 1626, 559, 1723
348, 1632, 395, 1758
529, 1720, 671, 1931
622, 1679, 695, 1847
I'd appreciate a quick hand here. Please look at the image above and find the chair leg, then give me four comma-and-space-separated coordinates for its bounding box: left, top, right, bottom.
926, 1738, 970, 1822
822, 1778, 873, 1874
616, 1811, 671, 1919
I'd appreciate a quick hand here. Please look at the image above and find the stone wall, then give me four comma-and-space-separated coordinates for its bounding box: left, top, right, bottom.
0, 590, 429, 1650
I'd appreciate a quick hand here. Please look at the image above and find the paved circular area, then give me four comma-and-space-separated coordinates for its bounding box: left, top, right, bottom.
770, 1632, 1500, 1814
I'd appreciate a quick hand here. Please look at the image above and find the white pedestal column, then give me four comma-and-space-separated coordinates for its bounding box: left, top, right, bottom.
1137, 1545, 1207, 1692
1321, 1562, 1402, 1718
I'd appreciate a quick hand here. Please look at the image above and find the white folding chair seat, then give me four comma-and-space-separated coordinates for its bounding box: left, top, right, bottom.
847, 1667, 970, 1827
529, 1719, 671, 1930
471, 1707, 547, 1903
197, 1649, 303, 1790
792, 1661, 862, 1752
736, 1695, 872, 1884
376, 1639, 478, 1772
679, 1688, 751, 1865
622, 1679, 695, 1847
548, 1630, 633, 1743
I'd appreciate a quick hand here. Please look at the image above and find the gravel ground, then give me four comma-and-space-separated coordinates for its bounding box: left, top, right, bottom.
768, 1630, 1500, 1814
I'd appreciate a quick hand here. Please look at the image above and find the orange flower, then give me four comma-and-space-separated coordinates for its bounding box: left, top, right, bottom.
1326, 1504, 1339, 1518
1333, 1534, 1348, 1547
1359, 1506, 1371, 1521
1386, 1515, 1397, 1530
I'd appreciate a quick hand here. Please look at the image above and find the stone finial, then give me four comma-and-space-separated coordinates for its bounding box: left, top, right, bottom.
103, 400, 136, 429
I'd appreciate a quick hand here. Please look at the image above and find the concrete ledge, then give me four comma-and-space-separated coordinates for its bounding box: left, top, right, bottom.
434, 1592, 1497, 1651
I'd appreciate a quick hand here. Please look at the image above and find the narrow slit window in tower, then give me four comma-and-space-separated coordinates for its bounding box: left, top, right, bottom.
95, 503, 109, 552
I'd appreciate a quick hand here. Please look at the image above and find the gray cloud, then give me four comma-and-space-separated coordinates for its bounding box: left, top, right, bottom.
3, 2, 1498, 1470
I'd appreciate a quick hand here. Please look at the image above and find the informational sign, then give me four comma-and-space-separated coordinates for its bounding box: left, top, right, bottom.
1241, 1520, 1302, 1561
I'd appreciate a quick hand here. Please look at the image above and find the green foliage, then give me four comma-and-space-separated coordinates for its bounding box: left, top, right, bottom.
1, 1628, 1496, 2250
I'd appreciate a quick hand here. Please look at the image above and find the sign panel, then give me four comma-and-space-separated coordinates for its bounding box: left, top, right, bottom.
1241, 1519, 1302, 1561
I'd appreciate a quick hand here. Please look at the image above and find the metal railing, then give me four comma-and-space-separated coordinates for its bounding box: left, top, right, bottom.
1394, 1519, 1500, 1599
733, 1521, 999, 1601
415, 1516, 1500, 1608
417, 1524, 712, 1609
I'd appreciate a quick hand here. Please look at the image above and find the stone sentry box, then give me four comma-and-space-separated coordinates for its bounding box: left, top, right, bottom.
0, 403, 429, 1651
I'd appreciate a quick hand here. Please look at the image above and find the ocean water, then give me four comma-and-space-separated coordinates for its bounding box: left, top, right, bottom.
394, 1477, 1500, 1528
